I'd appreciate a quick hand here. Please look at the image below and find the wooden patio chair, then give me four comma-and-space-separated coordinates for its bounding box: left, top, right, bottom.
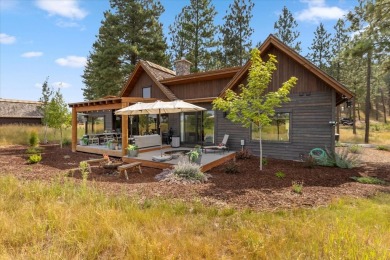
203, 134, 229, 154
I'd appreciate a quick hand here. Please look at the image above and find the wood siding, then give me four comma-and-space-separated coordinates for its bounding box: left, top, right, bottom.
128, 72, 167, 100
0, 117, 42, 125
215, 91, 335, 160
168, 78, 232, 100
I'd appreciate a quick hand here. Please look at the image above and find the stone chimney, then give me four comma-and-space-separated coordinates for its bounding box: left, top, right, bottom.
174, 57, 192, 76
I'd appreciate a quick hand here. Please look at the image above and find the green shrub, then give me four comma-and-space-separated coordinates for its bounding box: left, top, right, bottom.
28, 154, 42, 164
377, 145, 390, 151
349, 144, 362, 154
303, 155, 317, 168
275, 171, 285, 179
62, 138, 71, 146
292, 181, 304, 194
79, 161, 89, 184
29, 131, 39, 147
224, 161, 239, 174
172, 161, 207, 181
350, 176, 386, 185
262, 158, 268, 166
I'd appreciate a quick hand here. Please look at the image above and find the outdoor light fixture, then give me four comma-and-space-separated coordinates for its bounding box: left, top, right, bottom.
241, 139, 245, 151
329, 121, 337, 126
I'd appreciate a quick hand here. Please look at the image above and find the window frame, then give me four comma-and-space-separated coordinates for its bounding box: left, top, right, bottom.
250, 111, 292, 143
142, 86, 151, 98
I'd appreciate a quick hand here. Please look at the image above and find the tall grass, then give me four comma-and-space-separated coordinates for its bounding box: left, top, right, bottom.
0, 175, 389, 259
0, 124, 85, 146
339, 126, 390, 145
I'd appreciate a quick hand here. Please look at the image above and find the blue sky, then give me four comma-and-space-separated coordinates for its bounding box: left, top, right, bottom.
0, 0, 356, 104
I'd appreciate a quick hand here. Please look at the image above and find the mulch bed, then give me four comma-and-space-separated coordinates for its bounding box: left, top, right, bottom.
0, 144, 389, 211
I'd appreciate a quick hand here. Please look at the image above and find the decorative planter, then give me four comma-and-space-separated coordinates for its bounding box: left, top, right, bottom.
127, 149, 139, 157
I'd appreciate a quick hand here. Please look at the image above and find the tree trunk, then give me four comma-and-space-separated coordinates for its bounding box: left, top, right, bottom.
60, 127, 63, 149
357, 102, 361, 121
380, 88, 387, 123
364, 51, 372, 144
375, 96, 379, 121
336, 106, 340, 134
353, 97, 357, 135
259, 125, 262, 171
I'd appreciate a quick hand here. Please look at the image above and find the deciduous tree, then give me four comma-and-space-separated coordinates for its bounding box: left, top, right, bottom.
213, 49, 297, 170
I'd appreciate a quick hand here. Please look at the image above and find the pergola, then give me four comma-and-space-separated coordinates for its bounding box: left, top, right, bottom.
69, 97, 157, 155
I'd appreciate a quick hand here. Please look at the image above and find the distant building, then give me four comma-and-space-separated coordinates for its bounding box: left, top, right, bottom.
0, 98, 43, 125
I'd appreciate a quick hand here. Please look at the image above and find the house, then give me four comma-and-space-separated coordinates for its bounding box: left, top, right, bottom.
69, 35, 353, 161
0, 98, 43, 125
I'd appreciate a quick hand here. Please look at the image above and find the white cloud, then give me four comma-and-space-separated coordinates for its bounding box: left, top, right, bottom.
297, 0, 347, 23
52, 82, 71, 88
0, 33, 16, 44
21, 51, 43, 58
55, 56, 86, 68
34, 83, 43, 89
35, 0, 87, 20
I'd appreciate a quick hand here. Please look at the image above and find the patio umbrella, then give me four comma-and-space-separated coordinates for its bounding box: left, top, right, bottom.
115, 100, 206, 157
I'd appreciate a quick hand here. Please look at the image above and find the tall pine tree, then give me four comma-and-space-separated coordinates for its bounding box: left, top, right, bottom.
82, 11, 123, 100
307, 23, 332, 71
82, 0, 169, 100
347, 0, 390, 143
273, 6, 301, 52
220, 0, 254, 67
169, 0, 218, 72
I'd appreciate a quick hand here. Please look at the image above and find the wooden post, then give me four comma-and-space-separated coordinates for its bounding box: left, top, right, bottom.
121, 103, 129, 156
71, 107, 77, 152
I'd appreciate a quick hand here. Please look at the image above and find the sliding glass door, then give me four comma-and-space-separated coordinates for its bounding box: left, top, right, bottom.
180, 111, 214, 145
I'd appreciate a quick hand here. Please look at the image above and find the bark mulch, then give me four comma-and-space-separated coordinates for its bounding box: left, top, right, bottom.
0, 144, 389, 211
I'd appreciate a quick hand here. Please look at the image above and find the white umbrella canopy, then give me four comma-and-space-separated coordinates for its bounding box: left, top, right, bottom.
115, 100, 206, 115
115, 100, 206, 157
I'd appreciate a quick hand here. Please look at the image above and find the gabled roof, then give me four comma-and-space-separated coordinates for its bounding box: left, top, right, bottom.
219, 34, 354, 100
0, 98, 42, 118
120, 60, 177, 100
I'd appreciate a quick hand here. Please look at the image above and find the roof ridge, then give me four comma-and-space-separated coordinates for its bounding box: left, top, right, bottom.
143, 60, 176, 76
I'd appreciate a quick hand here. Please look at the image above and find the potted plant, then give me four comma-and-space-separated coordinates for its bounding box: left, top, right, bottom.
111, 139, 119, 150
188, 145, 202, 164
127, 144, 139, 157
80, 136, 89, 146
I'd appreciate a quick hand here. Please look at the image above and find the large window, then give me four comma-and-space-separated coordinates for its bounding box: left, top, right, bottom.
251, 112, 290, 142
142, 87, 151, 98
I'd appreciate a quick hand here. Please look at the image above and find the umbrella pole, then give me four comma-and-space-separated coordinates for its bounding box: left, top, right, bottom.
159, 109, 163, 157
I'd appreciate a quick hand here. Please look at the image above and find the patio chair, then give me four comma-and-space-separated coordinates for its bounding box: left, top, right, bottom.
203, 134, 229, 154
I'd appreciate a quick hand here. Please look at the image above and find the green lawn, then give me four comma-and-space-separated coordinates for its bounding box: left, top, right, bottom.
0, 175, 389, 259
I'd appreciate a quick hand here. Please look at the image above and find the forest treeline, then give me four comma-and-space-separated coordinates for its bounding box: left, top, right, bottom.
82, 0, 389, 143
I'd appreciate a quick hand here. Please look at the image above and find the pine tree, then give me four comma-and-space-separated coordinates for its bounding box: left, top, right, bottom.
220, 0, 254, 67
169, 0, 218, 72
273, 6, 301, 52
307, 23, 332, 71
82, 11, 123, 100
82, 0, 169, 100
346, 0, 390, 143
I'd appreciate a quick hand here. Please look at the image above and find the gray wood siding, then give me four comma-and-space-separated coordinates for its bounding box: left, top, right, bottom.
168, 78, 232, 99
215, 91, 335, 160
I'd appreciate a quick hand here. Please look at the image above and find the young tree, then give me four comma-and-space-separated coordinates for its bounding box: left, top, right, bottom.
82, 0, 169, 100
307, 23, 332, 71
213, 49, 297, 170
220, 0, 254, 67
168, 0, 218, 72
39, 76, 52, 144
46, 89, 71, 148
273, 6, 301, 52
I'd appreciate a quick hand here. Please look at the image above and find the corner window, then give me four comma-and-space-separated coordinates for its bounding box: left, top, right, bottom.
251, 112, 290, 142
142, 87, 151, 98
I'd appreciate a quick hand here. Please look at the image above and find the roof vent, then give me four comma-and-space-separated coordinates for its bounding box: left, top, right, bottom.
174, 57, 192, 76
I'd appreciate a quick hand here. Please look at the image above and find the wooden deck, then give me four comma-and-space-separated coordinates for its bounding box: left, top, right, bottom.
76, 145, 235, 172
